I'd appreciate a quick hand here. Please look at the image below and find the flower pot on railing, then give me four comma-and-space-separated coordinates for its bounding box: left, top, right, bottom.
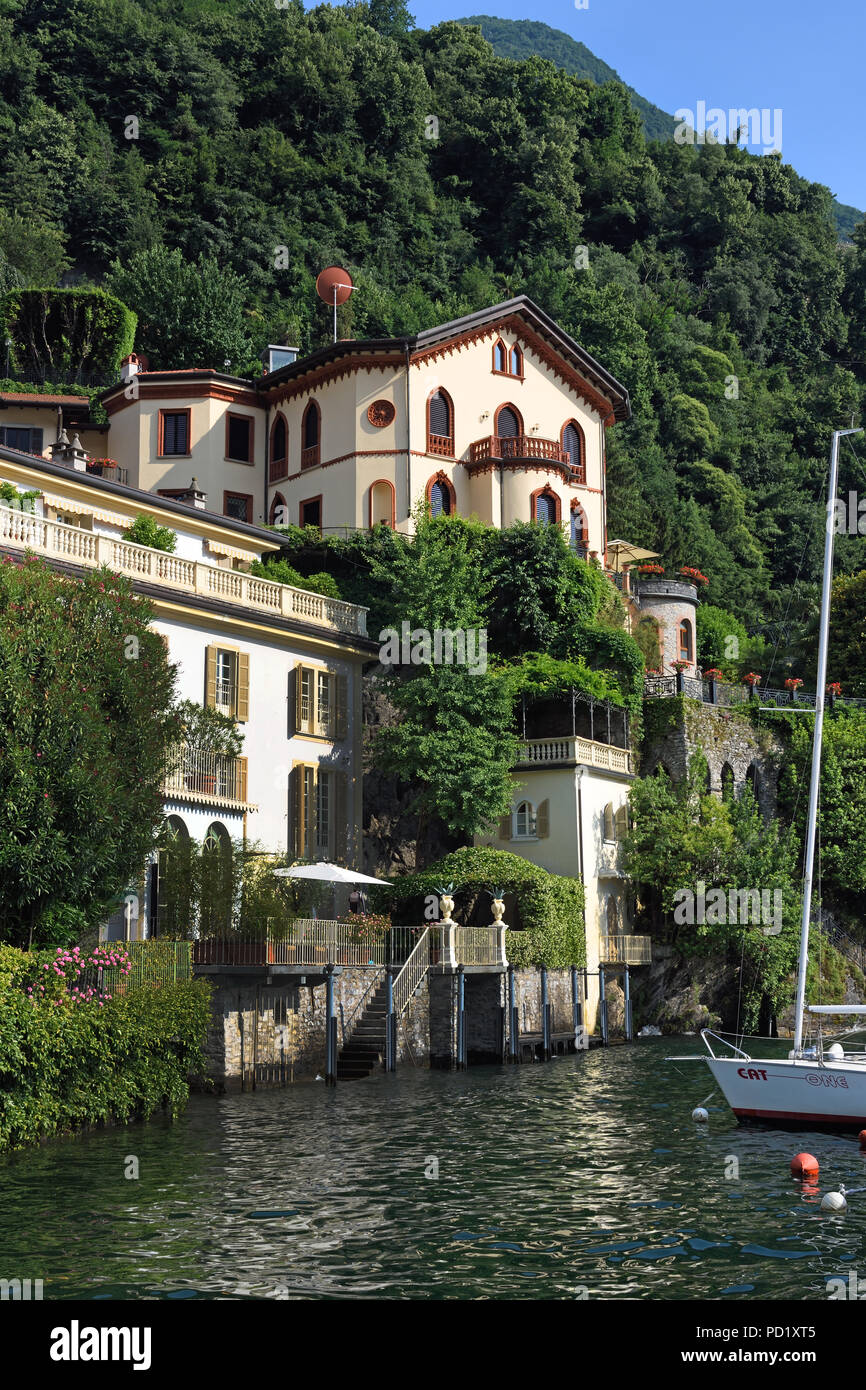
784, 677, 803, 705
827, 681, 842, 710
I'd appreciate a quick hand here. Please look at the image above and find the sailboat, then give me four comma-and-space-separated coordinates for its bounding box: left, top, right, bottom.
673, 427, 866, 1128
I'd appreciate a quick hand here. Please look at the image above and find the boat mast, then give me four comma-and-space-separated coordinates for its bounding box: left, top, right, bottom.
793, 427, 863, 1055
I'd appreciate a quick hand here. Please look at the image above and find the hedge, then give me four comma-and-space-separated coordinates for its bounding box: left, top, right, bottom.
381, 846, 585, 969
0, 287, 136, 380
0, 953, 211, 1151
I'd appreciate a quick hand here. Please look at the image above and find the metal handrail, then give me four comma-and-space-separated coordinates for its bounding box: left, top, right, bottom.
392, 927, 431, 1015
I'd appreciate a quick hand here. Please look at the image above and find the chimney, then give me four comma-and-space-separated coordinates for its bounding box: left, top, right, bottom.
120, 352, 149, 382
176, 477, 207, 510
68, 433, 88, 472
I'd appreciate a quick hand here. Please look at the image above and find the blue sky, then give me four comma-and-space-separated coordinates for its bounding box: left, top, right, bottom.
404, 0, 864, 211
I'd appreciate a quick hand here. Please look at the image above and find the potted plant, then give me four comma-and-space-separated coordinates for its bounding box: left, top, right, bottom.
636, 563, 665, 579
671, 658, 691, 693
827, 680, 842, 709
784, 676, 804, 704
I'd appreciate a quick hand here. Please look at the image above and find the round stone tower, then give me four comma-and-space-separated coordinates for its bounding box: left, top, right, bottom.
634, 578, 700, 677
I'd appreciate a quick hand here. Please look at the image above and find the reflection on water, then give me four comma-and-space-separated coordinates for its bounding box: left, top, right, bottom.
1, 1039, 864, 1300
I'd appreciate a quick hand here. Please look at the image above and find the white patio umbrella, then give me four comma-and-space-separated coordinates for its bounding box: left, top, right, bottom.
273, 862, 392, 885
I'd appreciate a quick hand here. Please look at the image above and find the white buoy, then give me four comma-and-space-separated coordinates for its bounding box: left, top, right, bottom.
821, 1188, 848, 1212
692, 1107, 709, 1122
827, 1043, 844, 1060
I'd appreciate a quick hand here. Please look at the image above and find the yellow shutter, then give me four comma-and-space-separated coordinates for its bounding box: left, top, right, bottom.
335, 673, 348, 740
615, 804, 628, 840
236, 652, 250, 722
205, 645, 217, 708
237, 757, 248, 804
498, 813, 512, 840
536, 800, 550, 839
334, 771, 348, 864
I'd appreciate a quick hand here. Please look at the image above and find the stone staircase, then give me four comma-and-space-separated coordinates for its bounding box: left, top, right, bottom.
337, 977, 390, 1079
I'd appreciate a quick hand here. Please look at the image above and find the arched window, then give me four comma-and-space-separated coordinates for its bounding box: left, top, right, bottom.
495, 404, 521, 438
427, 389, 454, 456
721, 762, 735, 801
509, 345, 523, 376
369, 479, 395, 529
427, 472, 455, 518
151, 816, 192, 939
562, 420, 585, 483
603, 803, 615, 842
269, 413, 288, 482
570, 502, 588, 558
269, 491, 286, 526
493, 339, 507, 373
515, 800, 537, 838
745, 763, 761, 801
532, 487, 560, 526
201, 821, 233, 934
678, 618, 693, 662
301, 401, 320, 469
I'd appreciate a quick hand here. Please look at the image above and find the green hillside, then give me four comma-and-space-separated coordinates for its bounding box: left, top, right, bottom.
458, 14, 863, 240
1, 0, 865, 677
458, 15, 675, 141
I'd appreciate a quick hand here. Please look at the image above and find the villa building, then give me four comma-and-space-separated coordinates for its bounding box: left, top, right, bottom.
0, 439, 374, 940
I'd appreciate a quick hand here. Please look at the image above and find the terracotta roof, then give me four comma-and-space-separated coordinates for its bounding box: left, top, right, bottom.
0, 392, 89, 406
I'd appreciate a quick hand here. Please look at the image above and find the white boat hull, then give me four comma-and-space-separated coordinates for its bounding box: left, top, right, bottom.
706, 1056, 866, 1128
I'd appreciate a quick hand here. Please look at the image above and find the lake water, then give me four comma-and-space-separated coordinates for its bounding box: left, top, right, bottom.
2, 1038, 864, 1300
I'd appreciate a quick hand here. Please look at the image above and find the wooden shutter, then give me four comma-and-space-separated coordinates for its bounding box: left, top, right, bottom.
499, 813, 512, 840
237, 757, 248, 804
335, 674, 348, 740
287, 667, 298, 736
615, 804, 628, 840
334, 771, 348, 864
289, 764, 305, 858
536, 800, 550, 838
236, 651, 250, 722
205, 645, 217, 709
305, 767, 317, 858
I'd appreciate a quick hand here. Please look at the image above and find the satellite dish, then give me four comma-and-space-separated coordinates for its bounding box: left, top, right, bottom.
316, 266, 354, 306
316, 266, 355, 343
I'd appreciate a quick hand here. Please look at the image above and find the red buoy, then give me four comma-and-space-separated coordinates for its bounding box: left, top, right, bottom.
858, 1131, 866, 1148
791, 1152, 819, 1179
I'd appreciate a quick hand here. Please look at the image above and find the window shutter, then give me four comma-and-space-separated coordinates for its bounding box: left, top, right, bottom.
335, 674, 348, 740
287, 667, 298, 736
499, 813, 512, 840
237, 757, 248, 804
536, 800, 550, 838
289, 765, 302, 857
205, 645, 217, 709
334, 771, 348, 864
604, 804, 615, 841
615, 804, 628, 840
305, 767, 317, 858
236, 652, 250, 722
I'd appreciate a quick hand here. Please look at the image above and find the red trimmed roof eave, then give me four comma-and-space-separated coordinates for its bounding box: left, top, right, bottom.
0, 392, 92, 406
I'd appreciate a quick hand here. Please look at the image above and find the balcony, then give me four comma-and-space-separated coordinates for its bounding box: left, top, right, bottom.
0, 503, 368, 637
600, 934, 651, 965
190, 922, 508, 972
516, 735, 632, 775
163, 745, 253, 810
468, 435, 571, 469
428, 434, 454, 458
86, 460, 129, 485
300, 445, 319, 470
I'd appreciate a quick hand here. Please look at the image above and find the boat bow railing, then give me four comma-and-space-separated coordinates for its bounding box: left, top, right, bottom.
701, 1028, 750, 1060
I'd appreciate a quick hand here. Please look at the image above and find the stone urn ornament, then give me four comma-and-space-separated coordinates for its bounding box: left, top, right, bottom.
490, 888, 507, 927
436, 883, 456, 926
